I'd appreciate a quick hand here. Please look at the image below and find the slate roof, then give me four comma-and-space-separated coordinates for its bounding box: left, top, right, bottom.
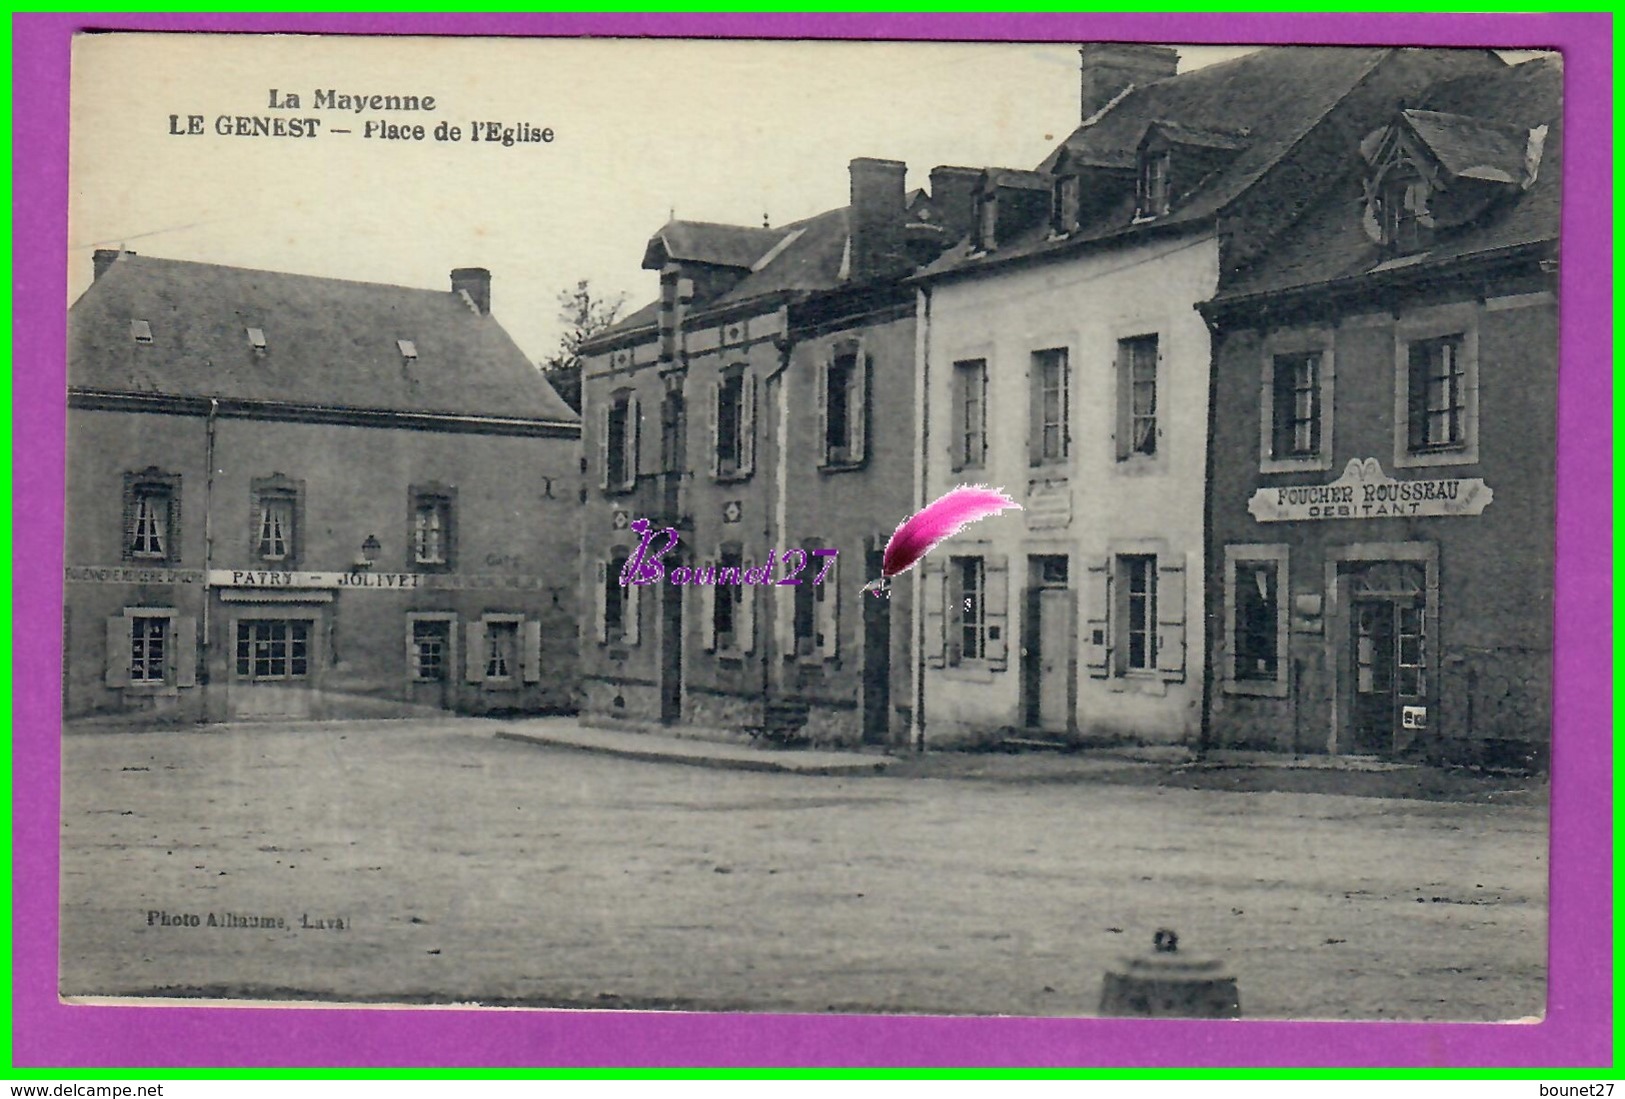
641, 220, 786, 270
1213, 55, 1561, 302
919, 47, 1413, 280
69, 253, 579, 423
1402, 109, 1531, 183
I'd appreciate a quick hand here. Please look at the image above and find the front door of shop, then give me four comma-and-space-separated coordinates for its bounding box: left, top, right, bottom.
231, 617, 315, 720
1346, 562, 1427, 756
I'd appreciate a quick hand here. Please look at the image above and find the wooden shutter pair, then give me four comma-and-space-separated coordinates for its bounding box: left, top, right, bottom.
1081, 554, 1186, 679
464, 619, 545, 683
707, 373, 756, 478
816, 352, 868, 467
104, 613, 196, 688
598, 395, 642, 490
920, 556, 1008, 669
593, 561, 640, 646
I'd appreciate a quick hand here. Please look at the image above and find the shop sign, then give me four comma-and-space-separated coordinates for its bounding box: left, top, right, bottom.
1248, 458, 1493, 523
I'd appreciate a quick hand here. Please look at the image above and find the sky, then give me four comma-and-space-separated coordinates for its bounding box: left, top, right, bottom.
68, 36, 1540, 362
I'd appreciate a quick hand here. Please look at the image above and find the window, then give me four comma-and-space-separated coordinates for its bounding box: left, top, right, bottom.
484, 621, 518, 680
660, 389, 686, 474
123, 468, 181, 563
1271, 352, 1322, 459
409, 485, 456, 570
950, 556, 986, 665
1224, 546, 1289, 696
1051, 175, 1081, 234
1408, 335, 1467, 452
602, 389, 642, 491
713, 546, 741, 645
252, 475, 302, 565
792, 542, 818, 656
710, 370, 754, 479
1139, 150, 1172, 217
397, 339, 418, 362
130, 319, 153, 345
1119, 554, 1157, 673
235, 620, 311, 680
1029, 348, 1070, 466
129, 615, 168, 684
1376, 166, 1427, 254
820, 349, 867, 467
1117, 335, 1159, 460
411, 620, 449, 681
130, 489, 170, 558
976, 194, 998, 250
246, 327, 268, 353
951, 358, 987, 470
606, 552, 628, 639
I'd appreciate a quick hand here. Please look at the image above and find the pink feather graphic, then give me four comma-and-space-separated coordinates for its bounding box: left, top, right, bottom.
862, 485, 1021, 597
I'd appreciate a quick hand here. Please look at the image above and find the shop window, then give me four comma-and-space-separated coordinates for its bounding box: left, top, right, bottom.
1028, 348, 1070, 466
236, 620, 311, 681
951, 358, 987, 471
411, 620, 450, 682
1117, 335, 1159, 460
123, 468, 181, 563
1224, 545, 1289, 696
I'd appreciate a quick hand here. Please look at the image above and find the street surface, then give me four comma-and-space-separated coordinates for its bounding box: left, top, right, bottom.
59, 719, 1547, 1020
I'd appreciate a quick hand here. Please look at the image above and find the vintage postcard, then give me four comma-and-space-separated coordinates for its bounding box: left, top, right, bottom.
18, 13, 1610, 1070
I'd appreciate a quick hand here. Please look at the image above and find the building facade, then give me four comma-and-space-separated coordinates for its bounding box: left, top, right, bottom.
577, 159, 968, 747
1200, 56, 1560, 769
910, 45, 1501, 748
66, 253, 582, 724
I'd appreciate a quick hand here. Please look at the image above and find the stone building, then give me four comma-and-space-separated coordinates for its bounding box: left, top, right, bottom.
909, 44, 1501, 748
65, 252, 581, 724
577, 158, 969, 746
1199, 56, 1560, 768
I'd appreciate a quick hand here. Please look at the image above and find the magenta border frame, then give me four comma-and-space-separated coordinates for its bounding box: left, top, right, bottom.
13, 12, 1611, 1070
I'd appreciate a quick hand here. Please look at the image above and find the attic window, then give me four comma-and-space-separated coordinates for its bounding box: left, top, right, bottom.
246, 327, 267, 352
397, 339, 418, 362
1138, 150, 1172, 219
1051, 175, 1081, 235
1373, 163, 1430, 255
130, 320, 153, 345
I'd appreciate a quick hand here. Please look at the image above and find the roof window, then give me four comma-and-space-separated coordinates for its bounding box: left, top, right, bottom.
130, 319, 153, 345
246, 327, 267, 353
397, 339, 418, 362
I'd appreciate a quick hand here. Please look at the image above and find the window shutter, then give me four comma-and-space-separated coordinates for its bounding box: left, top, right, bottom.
701, 564, 717, 651
816, 554, 839, 660
922, 560, 946, 668
984, 555, 1009, 668
597, 403, 612, 490
594, 561, 609, 644
949, 367, 967, 472
1406, 343, 1429, 452
815, 357, 829, 467
738, 583, 755, 654
465, 622, 486, 683
104, 616, 131, 688
624, 579, 641, 647
1156, 555, 1187, 680
740, 372, 756, 476
708, 379, 721, 478
1084, 557, 1111, 677
849, 355, 868, 465
775, 579, 795, 659
1028, 359, 1044, 467
522, 620, 543, 682
173, 616, 198, 687
625, 394, 641, 490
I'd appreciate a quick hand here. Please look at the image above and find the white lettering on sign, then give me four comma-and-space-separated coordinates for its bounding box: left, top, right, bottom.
204, 570, 555, 592
1248, 458, 1492, 523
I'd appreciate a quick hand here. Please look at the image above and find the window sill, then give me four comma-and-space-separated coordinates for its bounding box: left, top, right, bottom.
818, 460, 866, 474
942, 661, 1002, 682
1394, 446, 1477, 470
711, 471, 753, 485
482, 678, 517, 689
1113, 453, 1165, 475
1107, 673, 1167, 696
1260, 454, 1331, 475
1224, 678, 1289, 699
123, 682, 178, 696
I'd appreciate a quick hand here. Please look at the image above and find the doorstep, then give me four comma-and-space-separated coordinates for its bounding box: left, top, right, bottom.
494, 716, 891, 776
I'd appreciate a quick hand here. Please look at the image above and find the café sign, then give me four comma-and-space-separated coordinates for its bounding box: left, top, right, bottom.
1248, 458, 1493, 523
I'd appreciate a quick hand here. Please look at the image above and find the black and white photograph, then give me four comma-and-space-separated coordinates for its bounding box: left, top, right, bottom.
61, 32, 1558, 1023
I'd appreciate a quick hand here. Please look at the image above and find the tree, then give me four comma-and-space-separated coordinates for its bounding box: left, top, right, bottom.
540, 279, 627, 414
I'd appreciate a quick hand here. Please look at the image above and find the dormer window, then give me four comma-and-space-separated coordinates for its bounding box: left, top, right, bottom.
1051, 175, 1081, 235
976, 194, 998, 251
1374, 163, 1430, 254
397, 339, 418, 363
246, 327, 267, 353
1138, 150, 1172, 218
130, 319, 153, 345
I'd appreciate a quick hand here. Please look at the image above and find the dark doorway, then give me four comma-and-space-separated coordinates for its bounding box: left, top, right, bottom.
660, 550, 685, 724
861, 545, 891, 745
1022, 554, 1073, 736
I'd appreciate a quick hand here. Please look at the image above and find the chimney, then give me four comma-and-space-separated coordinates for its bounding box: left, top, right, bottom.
1078, 43, 1179, 121
92, 248, 129, 281
451, 267, 491, 315
928, 166, 983, 245
848, 157, 908, 282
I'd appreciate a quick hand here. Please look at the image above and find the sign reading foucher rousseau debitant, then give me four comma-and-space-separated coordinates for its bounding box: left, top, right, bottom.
1247, 458, 1493, 523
